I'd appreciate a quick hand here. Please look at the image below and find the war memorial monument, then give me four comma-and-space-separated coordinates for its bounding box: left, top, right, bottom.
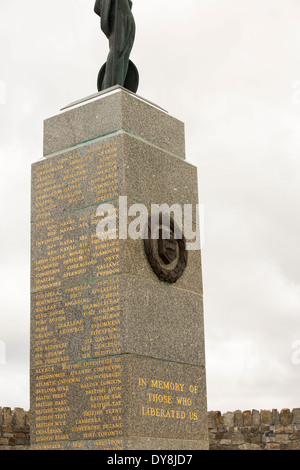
30, 0, 208, 450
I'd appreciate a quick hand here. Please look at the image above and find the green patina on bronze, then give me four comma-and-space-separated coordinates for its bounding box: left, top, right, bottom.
94, 0, 139, 93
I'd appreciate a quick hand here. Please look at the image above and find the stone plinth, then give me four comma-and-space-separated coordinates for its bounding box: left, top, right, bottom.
30, 87, 208, 450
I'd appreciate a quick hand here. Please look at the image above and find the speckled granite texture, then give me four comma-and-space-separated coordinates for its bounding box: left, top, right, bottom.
30, 89, 207, 450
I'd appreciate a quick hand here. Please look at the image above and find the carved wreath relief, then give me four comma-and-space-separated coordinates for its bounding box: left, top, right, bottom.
144, 214, 188, 283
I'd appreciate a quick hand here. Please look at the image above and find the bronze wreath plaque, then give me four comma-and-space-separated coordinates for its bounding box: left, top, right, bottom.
144, 214, 188, 283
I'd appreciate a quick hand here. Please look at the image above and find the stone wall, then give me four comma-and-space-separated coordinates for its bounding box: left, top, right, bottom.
0, 407, 30, 450
1, 407, 300, 450
208, 408, 300, 450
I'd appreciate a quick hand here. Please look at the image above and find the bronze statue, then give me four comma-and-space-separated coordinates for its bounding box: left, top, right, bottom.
94, 0, 139, 92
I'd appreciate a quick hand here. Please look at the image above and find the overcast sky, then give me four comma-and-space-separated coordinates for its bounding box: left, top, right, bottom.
0, 0, 299, 414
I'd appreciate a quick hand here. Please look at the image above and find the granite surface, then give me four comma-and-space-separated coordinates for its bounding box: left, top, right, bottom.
31, 437, 208, 450
31, 203, 202, 295
31, 132, 202, 295
121, 132, 198, 207
31, 90, 208, 451
33, 132, 198, 220
30, 273, 205, 369
30, 354, 208, 448
43, 89, 186, 159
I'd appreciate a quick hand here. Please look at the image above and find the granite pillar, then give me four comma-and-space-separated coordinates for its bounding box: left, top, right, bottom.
30, 86, 208, 450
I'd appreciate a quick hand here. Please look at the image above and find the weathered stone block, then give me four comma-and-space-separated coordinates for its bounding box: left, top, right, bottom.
261, 409, 271, 424
272, 409, 280, 424
223, 412, 234, 427
252, 409, 261, 426
250, 443, 262, 450
0, 438, 9, 445
2, 408, 12, 426
231, 433, 244, 445
234, 410, 243, 426
274, 425, 285, 433
238, 443, 251, 450
286, 442, 298, 450
264, 443, 280, 450
14, 408, 26, 427
280, 409, 291, 426
292, 408, 300, 424
262, 435, 275, 444
243, 410, 252, 426
214, 411, 222, 426
207, 411, 217, 429
219, 439, 231, 446
285, 424, 294, 433
276, 433, 290, 442
2, 425, 13, 433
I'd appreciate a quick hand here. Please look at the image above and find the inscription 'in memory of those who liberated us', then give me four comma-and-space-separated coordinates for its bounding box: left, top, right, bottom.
138, 378, 199, 422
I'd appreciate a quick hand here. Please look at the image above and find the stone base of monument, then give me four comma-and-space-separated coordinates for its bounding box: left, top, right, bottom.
30, 87, 208, 450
